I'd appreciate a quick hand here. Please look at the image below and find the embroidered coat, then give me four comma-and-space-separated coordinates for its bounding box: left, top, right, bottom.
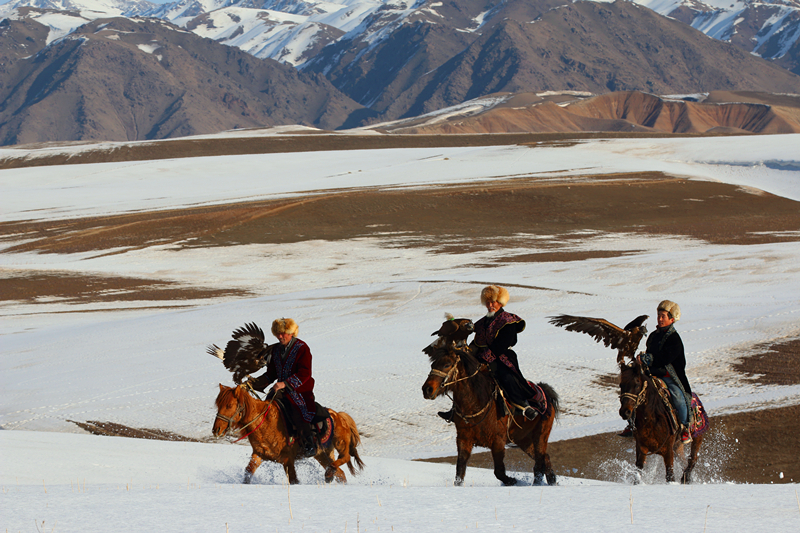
472, 309, 537, 407
251, 338, 316, 422
473, 310, 526, 371
644, 325, 692, 395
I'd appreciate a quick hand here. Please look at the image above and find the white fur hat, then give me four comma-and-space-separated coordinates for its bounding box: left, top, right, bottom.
480, 285, 510, 307
657, 300, 681, 321
271, 318, 299, 338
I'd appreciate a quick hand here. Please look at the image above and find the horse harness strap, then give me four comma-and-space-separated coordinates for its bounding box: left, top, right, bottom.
215, 405, 242, 428
232, 400, 274, 443
428, 353, 483, 388
454, 387, 496, 425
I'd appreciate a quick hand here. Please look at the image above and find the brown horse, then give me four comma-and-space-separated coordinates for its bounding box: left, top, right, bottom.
213, 384, 364, 484
618, 359, 704, 483
422, 343, 559, 486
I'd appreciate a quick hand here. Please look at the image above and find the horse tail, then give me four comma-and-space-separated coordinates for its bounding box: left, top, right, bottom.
338, 411, 365, 475
538, 382, 560, 421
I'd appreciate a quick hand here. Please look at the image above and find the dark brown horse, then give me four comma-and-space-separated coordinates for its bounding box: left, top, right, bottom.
213, 384, 364, 484
422, 340, 559, 486
618, 359, 704, 483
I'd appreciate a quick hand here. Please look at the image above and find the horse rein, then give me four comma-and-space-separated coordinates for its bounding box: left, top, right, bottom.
428, 351, 496, 426
427, 351, 482, 389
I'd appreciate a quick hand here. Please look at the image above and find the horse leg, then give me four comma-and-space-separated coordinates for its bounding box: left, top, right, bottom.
530, 434, 557, 486
633, 447, 646, 485
490, 440, 517, 486
244, 454, 262, 484
282, 459, 300, 485
531, 450, 556, 486
318, 448, 348, 484
455, 437, 473, 486
663, 445, 676, 483
681, 435, 702, 484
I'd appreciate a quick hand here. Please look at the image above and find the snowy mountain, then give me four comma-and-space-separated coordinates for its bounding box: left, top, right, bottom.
3, 0, 798, 70
1, 0, 799, 143
637, 0, 800, 74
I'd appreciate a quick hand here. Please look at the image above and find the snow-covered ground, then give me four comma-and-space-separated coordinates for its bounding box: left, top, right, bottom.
2, 134, 800, 531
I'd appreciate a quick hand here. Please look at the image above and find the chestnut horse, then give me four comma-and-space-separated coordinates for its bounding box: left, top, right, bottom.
618, 359, 704, 483
422, 345, 559, 486
213, 384, 364, 484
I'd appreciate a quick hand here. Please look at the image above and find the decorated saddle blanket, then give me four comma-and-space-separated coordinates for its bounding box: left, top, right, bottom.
527, 381, 548, 414
690, 393, 710, 438
275, 396, 335, 448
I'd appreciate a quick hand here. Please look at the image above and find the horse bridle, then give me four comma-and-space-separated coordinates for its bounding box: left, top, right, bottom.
427, 350, 482, 389
215, 403, 244, 436
620, 378, 649, 410
427, 350, 496, 425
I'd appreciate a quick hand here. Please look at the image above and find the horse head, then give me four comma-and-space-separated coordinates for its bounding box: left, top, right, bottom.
618, 360, 646, 422
421, 345, 462, 400
213, 383, 248, 438
422, 316, 475, 399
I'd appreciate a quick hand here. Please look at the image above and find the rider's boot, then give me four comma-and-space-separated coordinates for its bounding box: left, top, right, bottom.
290, 408, 318, 458
525, 398, 547, 419
521, 401, 542, 420
680, 425, 692, 444
298, 420, 318, 457
438, 408, 455, 423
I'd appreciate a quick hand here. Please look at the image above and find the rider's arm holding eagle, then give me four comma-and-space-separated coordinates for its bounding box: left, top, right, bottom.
547, 314, 649, 363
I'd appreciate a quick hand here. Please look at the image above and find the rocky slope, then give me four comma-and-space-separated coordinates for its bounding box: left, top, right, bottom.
0, 17, 362, 145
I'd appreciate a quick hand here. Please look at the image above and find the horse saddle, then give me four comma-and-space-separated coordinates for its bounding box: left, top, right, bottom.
497, 381, 548, 419
274, 396, 335, 448
651, 378, 710, 438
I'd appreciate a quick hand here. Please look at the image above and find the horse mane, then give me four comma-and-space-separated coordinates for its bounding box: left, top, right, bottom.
426, 345, 481, 375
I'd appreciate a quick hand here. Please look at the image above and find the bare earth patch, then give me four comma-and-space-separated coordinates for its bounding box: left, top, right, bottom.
0, 270, 251, 304
4, 173, 799, 257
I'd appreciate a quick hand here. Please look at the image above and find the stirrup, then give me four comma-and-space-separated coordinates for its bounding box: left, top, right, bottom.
522, 406, 538, 420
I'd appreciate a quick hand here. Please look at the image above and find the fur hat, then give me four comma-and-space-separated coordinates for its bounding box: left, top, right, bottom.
657, 300, 681, 321
480, 285, 510, 307
271, 318, 299, 338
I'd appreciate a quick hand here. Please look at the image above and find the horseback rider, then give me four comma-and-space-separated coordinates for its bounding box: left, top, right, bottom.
248, 318, 318, 457
438, 285, 544, 422
636, 300, 694, 444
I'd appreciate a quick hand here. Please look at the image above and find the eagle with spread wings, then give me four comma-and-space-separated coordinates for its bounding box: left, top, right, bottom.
548, 314, 649, 363
207, 322, 276, 384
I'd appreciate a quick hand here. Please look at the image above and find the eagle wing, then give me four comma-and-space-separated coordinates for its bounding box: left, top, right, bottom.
207, 322, 272, 384
548, 314, 648, 363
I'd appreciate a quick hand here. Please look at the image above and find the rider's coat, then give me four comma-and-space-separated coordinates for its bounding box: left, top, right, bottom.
251, 338, 316, 422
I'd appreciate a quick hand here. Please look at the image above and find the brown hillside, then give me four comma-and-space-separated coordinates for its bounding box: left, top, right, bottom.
390, 91, 800, 134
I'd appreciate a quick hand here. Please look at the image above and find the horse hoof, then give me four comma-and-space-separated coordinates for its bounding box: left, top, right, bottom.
546, 472, 557, 486
502, 477, 517, 486
454, 477, 464, 487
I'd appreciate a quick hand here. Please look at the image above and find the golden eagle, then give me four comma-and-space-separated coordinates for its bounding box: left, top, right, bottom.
207, 322, 276, 384
423, 314, 474, 357
548, 314, 649, 363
